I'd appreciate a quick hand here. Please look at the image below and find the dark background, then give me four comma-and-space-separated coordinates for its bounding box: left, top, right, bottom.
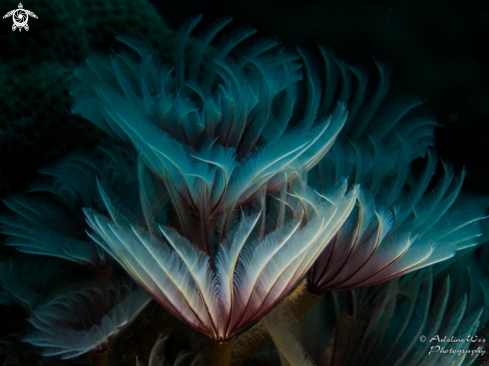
154, 0, 489, 195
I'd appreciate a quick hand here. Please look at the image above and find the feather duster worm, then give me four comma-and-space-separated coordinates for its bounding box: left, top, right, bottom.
307, 154, 481, 292
259, 253, 488, 366
323, 267, 484, 366
303, 49, 482, 293
67, 16, 487, 365
84, 177, 357, 342
0, 14, 481, 366
230, 49, 484, 365
70, 29, 349, 259
0, 145, 139, 283
70, 16, 359, 363
24, 277, 151, 364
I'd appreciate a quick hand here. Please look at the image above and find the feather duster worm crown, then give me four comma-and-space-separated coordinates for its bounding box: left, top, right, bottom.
70, 16, 358, 342
24, 277, 151, 359
302, 47, 484, 293
0, 144, 138, 268
69, 15, 483, 345
70, 26, 349, 254
262, 261, 486, 366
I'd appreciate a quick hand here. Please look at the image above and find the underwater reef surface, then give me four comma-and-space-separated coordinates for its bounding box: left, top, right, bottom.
1, 0, 489, 366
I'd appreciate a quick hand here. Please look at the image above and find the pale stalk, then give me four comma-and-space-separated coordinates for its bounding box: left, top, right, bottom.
229, 279, 323, 365
200, 336, 236, 366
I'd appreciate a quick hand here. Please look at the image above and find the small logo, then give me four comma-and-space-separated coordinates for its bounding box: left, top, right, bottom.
3, 3, 38, 32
